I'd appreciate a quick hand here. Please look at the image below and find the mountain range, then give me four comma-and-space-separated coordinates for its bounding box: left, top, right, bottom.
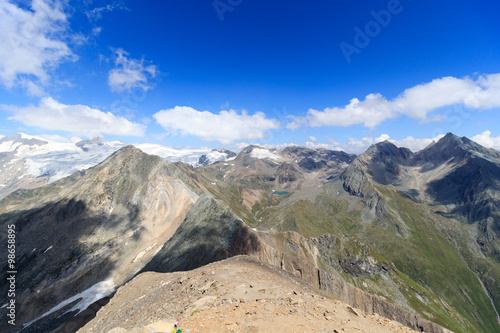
0, 133, 235, 200
1, 133, 499, 333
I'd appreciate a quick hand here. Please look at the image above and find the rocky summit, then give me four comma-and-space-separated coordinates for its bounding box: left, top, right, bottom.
1, 133, 499, 333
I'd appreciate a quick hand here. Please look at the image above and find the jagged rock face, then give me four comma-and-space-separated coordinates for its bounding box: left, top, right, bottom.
341, 160, 370, 198
215, 148, 236, 159
75, 137, 106, 151
0, 146, 198, 333
427, 154, 500, 258
348, 141, 414, 187
339, 141, 414, 205
197, 154, 209, 166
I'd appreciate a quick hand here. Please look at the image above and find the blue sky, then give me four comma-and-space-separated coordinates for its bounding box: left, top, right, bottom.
1, 0, 500, 153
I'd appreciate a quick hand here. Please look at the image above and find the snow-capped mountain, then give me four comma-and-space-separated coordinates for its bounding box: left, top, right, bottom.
0, 134, 125, 199
0, 133, 236, 199
133, 143, 236, 166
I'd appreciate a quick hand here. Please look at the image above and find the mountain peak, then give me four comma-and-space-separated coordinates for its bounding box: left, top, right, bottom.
364, 140, 413, 162
97, 145, 154, 169
75, 137, 107, 151
111, 144, 147, 158
413, 132, 500, 169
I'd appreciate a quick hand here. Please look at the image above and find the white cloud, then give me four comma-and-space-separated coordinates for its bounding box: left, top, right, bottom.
391, 135, 445, 152
289, 73, 500, 129
3, 97, 146, 137
305, 134, 444, 154
36, 134, 71, 142
153, 106, 281, 144
0, 0, 76, 95
472, 131, 500, 150
108, 49, 157, 93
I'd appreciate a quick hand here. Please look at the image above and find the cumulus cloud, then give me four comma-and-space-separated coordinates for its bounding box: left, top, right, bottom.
289, 74, 500, 129
153, 106, 280, 144
108, 49, 157, 93
391, 135, 445, 152
0, 0, 76, 95
3, 97, 145, 137
472, 131, 500, 150
305, 134, 444, 154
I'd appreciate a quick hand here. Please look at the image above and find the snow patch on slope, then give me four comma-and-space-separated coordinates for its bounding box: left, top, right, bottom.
23, 279, 115, 328
250, 148, 281, 160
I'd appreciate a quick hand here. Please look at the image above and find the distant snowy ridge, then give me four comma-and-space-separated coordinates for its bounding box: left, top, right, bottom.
0, 133, 125, 184
133, 143, 233, 166
0, 134, 236, 197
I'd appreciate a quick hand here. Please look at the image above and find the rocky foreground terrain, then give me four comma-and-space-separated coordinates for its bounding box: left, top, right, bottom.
78, 256, 421, 333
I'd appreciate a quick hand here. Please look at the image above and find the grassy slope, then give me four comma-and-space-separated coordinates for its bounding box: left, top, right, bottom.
365, 186, 500, 333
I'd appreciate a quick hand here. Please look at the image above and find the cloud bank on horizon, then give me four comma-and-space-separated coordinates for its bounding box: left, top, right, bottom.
287, 74, 500, 129
3, 73, 500, 153
0, 0, 499, 154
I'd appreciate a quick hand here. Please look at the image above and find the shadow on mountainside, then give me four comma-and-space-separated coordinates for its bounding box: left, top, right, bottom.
425, 157, 500, 248
0, 197, 144, 333
142, 193, 261, 274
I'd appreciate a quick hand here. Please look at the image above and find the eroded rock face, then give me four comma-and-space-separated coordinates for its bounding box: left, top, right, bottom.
142, 193, 259, 273
341, 160, 369, 198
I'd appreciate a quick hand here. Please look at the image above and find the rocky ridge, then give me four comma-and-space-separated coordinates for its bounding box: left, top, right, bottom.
79, 256, 427, 333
